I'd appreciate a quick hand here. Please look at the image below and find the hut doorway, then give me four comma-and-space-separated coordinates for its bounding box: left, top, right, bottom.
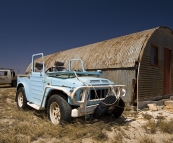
164, 48, 171, 95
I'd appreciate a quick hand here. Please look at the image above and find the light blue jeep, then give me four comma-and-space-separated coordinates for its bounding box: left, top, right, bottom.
16, 53, 126, 125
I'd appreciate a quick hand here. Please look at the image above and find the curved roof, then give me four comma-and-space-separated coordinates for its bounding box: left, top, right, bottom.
26, 26, 172, 73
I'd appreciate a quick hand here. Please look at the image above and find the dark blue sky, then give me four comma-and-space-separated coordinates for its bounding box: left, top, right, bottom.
0, 0, 173, 74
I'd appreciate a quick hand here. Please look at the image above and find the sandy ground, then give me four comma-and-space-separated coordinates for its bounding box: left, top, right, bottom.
0, 85, 173, 143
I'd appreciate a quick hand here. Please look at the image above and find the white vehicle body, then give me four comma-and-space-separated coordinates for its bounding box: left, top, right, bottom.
16, 53, 126, 125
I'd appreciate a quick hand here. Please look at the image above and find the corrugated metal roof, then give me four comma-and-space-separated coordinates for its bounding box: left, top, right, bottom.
25, 26, 172, 73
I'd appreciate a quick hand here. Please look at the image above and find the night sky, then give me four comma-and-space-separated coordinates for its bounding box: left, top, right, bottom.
0, 0, 173, 74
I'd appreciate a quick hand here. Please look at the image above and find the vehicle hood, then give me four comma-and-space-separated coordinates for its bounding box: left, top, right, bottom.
51, 76, 114, 88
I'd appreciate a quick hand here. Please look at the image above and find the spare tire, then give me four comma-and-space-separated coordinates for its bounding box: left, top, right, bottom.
93, 95, 117, 119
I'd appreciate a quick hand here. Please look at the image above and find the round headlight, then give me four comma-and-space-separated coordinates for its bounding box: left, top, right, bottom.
121, 88, 126, 97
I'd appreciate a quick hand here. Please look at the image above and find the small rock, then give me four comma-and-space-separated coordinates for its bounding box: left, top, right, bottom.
147, 104, 158, 111
163, 106, 173, 112
164, 100, 173, 108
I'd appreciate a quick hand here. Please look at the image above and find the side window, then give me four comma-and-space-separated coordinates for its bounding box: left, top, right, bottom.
4, 71, 7, 76
151, 45, 158, 66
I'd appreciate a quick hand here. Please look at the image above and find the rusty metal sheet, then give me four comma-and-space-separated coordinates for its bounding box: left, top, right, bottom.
26, 27, 172, 73
100, 69, 136, 104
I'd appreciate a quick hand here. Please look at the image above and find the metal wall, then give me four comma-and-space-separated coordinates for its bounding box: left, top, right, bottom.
100, 69, 136, 104
26, 27, 157, 73
171, 50, 173, 94
138, 27, 173, 102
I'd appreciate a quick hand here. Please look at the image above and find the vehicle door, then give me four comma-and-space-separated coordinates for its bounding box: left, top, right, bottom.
0, 70, 10, 84
30, 53, 46, 105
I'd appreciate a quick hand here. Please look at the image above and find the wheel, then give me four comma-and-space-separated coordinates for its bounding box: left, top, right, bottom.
93, 96, 117, 119
16, 87, 28, 110
113, 98, 125, 118
47, 94, 72, 125
12, 81, 17, 87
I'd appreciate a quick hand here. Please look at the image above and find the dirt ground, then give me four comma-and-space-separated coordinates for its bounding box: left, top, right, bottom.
0, 85, 173, 143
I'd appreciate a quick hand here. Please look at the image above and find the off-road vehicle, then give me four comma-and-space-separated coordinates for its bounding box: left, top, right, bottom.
16, 53, 126, 124
0, 68, 17, 87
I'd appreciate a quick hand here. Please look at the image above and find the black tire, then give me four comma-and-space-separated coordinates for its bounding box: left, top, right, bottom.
47, 94, 72, 125
93, 96, 117, 119
113, 98, 125, 118
16, 87, 28, 110
12, 81, 17, 87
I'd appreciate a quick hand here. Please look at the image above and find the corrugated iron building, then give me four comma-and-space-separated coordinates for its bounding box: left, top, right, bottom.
26, 26, 173, 109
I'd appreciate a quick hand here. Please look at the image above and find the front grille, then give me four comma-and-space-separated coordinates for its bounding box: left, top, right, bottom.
89, 89, 108, 99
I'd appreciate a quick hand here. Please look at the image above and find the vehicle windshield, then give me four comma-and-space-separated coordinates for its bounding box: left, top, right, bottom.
47, 71, 101, 79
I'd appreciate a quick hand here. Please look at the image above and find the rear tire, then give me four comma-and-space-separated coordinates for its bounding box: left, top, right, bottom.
16, 87, 28, 110
47, 94, 72, 125
12, 81, 17, 87
113, 98, 125, 118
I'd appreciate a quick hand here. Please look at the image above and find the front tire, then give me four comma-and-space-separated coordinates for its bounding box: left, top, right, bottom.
16, 87, 28, 110
47, 94, 72, 125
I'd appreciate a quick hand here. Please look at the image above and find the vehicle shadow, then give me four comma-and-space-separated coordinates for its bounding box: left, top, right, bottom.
26, 108, 134, 126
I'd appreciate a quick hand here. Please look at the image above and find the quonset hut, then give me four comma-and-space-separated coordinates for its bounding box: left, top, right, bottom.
26, 26, 173, 109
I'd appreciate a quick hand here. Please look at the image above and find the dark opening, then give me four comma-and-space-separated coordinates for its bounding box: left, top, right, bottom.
90, 89, 109, 99
151, 45, 158, 66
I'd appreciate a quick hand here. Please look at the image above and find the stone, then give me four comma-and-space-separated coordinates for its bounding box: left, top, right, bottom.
164, 100, 173, 108
147, 104, 158, 111
170, 96, 173, 100
163, 106, 173, 112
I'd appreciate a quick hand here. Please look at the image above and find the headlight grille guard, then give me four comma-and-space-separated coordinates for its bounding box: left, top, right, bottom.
70, 85, 126, 106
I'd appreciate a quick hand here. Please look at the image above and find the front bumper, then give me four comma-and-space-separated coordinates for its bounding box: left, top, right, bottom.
71, 104, 98, 117
70, 85, 126, 117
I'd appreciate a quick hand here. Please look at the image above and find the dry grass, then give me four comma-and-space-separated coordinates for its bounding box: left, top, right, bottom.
112, 132, 123, 143
119, 129, 130, 139
138, 135, 155, 143
0, 87, 129, 143
123, 110, 138, 119
0, 110, 116, 143
143, 120, 157, 133
157, 119, 173, 134
156, 115, 165, 120
142, 113, 153, 120
1, 87, 173, 143
143, 116, 173, 135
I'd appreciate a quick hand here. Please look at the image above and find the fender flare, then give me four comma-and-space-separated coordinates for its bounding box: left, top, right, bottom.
39, 86, 71, 109
16, 82, 29, 102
